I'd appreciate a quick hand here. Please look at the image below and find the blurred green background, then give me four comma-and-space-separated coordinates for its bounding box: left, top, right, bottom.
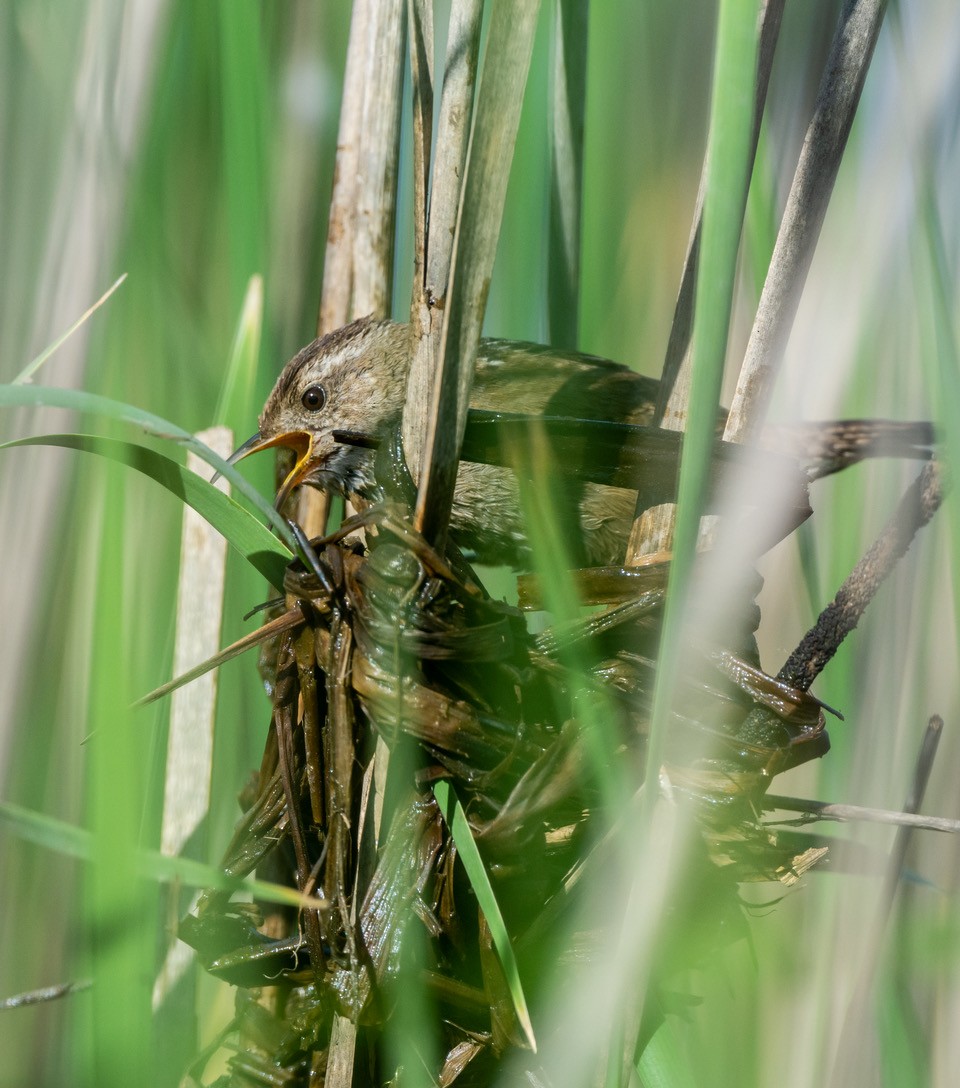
2, 2, 959, 1085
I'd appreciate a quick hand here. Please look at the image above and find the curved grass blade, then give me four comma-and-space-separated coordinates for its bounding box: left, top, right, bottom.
216, 274, 264, 432
0, 383, 299, 554
0, 433, 291, 588
13, 274, 127, 385
433, 779, 536, 1052
0, 800, 324, 912
136, 605, 304, 707
634, 1013, 699, 1088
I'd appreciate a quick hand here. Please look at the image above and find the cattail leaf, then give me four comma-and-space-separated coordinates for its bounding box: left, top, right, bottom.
0, 432, 291, 588
0, 382, 299, 554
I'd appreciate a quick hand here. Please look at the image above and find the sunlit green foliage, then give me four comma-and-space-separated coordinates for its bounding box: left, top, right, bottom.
1, 2, 958, 1086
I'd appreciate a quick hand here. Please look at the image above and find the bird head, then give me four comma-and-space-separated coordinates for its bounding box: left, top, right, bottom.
226, 317, 412, 508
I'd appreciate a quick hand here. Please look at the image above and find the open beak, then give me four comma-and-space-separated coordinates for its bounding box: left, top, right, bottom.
219, 430, 315, 509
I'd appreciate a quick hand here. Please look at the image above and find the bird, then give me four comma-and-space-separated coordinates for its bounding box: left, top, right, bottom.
227, 316, 933, 568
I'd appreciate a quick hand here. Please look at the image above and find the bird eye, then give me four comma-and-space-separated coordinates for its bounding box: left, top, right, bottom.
301, 385, 326, 411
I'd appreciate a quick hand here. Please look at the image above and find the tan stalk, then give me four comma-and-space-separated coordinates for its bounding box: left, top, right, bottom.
412, 0, 544, 549
404, 0, 484, 485
296, 2, 407, 1080
723, 0, 889, 444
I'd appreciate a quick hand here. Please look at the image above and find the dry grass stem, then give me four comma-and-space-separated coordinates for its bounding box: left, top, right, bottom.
724, 0, 889, 444
403, 0, 484, 480
547, 0, 590, 348
412, 0, 543, 547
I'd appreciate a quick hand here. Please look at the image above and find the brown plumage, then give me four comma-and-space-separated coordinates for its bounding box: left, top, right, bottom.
229, 316, 933, 568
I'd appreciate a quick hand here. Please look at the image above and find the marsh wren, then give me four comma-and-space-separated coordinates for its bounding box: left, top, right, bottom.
228, 317, 932, 567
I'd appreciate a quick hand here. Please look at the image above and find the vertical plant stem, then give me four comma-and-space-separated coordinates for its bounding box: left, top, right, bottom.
352, 0, 406, 319
153, 428, 232, 1006
547, 0, 589, 348
404, 0, 484, 484
296, 3, 407, 1071
87, 466, 154, 1080
724, 0, 889, 444
653, 0, 785, 425
629, 0, 785, 561
642, 0, 759, 806
407, 0, 435, 307
316, 2, 369, 337
828, 715, 944, 1088
302, 0, 406, 537
413, 0, 543, 548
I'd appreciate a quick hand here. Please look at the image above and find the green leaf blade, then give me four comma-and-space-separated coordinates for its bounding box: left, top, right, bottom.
0, 433, 291, 588
433, 779, 537, 1053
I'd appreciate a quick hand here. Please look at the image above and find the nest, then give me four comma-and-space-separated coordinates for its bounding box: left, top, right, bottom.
180, 503, 833, 1085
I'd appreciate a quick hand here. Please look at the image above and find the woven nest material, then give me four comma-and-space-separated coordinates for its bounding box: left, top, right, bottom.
181, 507, 831, 1084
